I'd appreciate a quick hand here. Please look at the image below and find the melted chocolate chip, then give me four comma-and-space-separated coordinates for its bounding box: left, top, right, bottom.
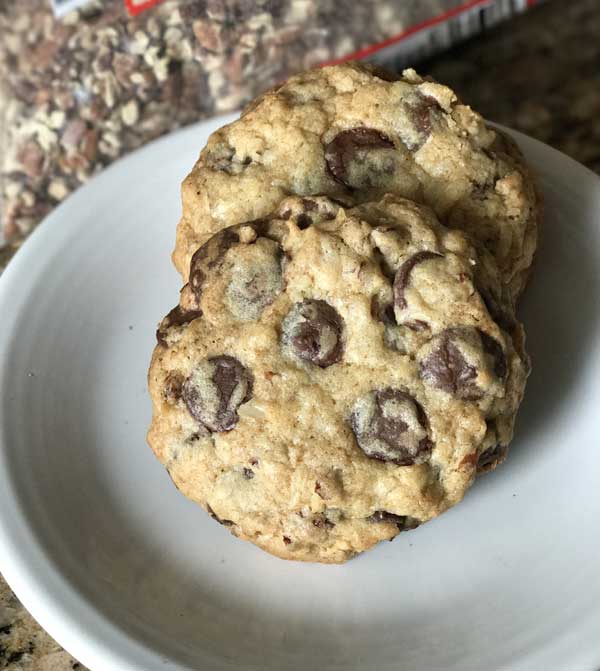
189, 228, 240, 302
282, 299, 344, 367
206, 504, 234, 526
296, 213, 312, 229
367, 511, 420, 531
394, 251, 442, 310
282, 535, 292, 545
156, 305, 202, 346
324, 127, 395, 189
419, 328, 506, 400
242, 467, 254, 479
226, 238, 283, 321
480, 331, 508, 379
477, 444, 508, 473
477, 280, 516, 333
183, 355, 253, 432
351, 388, 433, 466
403, 94, 442, 152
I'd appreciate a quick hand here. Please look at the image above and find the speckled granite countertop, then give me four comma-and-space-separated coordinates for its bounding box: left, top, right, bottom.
2, 0, 600, 668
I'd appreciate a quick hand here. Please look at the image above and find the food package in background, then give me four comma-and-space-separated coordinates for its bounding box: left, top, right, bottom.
0, 0, 541, 251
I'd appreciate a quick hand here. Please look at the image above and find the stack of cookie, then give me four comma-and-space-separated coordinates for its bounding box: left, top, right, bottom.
148, 63, 539, 563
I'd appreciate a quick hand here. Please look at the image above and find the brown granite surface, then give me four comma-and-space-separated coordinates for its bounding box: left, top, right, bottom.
2, 0, 600, 668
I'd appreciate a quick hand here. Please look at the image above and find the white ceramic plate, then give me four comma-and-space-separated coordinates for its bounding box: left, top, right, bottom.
1, 116, 599, 671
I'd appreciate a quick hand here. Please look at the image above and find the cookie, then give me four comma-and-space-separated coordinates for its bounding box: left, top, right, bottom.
148, 195, 529, 563
173, 62, 539, 304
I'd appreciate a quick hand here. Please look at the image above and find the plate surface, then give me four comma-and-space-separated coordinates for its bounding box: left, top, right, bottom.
1, 117, 599, 671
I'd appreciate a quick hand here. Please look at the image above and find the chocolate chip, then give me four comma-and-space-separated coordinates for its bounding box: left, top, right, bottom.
249, 457, 259, 466
296, 213, 312, 229
367, 511, 420, 530
206, 503, 234, 526
282, 535, 292, 545
156, 305, 202, 346
242, 467, 254, 479
225, 238, 283, 320
189, 228, 240, 302
419, 328, 506, 401
420, 331, 477, 399
189, 222, 283, 321
480, 331, 508, 379
351, 388, 433, 466
183, 355, 253, 432
282, 299, 344, 367
393, 250, 442, 310
477, 444, 508, 473
403, 94, 442, 152
476, 280, 516, 332
324, 127, 395, 189
301, 198, 318, 211
368, 65, 401, 82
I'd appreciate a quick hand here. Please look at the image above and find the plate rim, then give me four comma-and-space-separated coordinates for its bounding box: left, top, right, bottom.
0, 120, 599, 671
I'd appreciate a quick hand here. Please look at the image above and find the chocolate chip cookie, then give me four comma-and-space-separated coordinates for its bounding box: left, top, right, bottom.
173, 62, 539, 304
148, 195, 529, 563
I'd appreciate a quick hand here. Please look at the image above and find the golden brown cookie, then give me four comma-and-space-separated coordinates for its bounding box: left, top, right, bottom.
148, 196, 529, 563
173, 63, 539, 303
